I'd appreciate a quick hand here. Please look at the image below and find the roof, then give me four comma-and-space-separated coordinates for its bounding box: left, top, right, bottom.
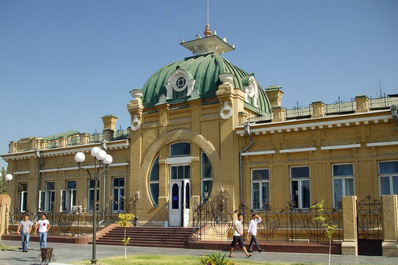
141, 52, 271, 114
43, 130, 80, 141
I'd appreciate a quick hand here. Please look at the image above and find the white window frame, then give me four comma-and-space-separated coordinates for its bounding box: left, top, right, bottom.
332, 164, 355, 208
378, 160, 398, 195
60, 181, 76, 212
19, 191, 27, 213
112, 178, 125, 213
290, 166, 311, 209
251, 168, 270, 210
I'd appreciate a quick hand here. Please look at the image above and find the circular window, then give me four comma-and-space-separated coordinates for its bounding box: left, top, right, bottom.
175, 77, 186, 90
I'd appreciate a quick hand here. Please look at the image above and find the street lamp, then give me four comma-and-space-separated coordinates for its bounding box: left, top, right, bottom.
74, 147, 112, 264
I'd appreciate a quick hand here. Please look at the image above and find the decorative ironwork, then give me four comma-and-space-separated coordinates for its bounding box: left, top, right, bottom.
357, 195, 383, 240
192, 190, 233, 240
244, 201, 342, 243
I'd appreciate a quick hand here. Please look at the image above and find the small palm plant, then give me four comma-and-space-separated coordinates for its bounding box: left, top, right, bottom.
311, 200, 337, 265
116, 213, 134, 260
200, 252, 235, 265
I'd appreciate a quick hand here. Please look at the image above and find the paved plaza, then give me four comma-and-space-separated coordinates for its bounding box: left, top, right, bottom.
1, 240, 398, 265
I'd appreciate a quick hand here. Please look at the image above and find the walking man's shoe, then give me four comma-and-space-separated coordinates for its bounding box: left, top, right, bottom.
248, 250, 253, 253
259, 248, 263, 253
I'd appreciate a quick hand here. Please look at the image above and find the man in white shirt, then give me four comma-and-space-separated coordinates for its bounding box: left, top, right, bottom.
229, 213, 252, 258
247, 214, 263, 253
35, 213, 50, 249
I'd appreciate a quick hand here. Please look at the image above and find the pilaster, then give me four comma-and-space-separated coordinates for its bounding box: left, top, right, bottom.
382, 195, 398, 256
341, 196, 358, 255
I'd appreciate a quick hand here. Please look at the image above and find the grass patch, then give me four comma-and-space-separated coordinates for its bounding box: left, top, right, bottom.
0, 245, 19, 251
73, 254, 295, 265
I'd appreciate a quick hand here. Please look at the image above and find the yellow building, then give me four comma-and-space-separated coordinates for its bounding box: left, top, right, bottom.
2, 28, 398, 231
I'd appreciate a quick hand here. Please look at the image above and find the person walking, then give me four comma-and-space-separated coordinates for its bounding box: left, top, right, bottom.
16, 214, 33, 252
229, 213, 252, 258
247, 214, 263, 253
35, 213, 50, 249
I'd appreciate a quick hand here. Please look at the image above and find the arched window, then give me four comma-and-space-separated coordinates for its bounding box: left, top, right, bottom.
170, 142, 190, 157
149, 156, 160, 206
201, 151, 213, 202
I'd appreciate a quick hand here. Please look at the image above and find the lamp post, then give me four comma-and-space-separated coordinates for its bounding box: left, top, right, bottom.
1, 172, 13, 191
74, 147, 112, 264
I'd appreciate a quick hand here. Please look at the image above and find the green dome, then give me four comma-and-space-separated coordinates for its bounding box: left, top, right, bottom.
141, 52, 271, 114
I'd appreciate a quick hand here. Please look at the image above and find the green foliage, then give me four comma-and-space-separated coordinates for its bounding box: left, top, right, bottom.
200, 252, 235, 265
122, 236, 131, 246
0, 167, 8, 194
311, 200, 337, 240
116, 213, 135, 227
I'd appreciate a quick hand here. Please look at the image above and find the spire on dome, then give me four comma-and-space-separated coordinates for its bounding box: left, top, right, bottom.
204, 24, 212, 37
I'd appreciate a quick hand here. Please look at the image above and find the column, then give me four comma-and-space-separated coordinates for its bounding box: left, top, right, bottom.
382, 195, 398, 256
341, 196, 358, 255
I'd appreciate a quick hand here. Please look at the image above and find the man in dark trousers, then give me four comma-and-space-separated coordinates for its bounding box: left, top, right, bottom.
247, 214, 263, 253
229, 213, 252, 258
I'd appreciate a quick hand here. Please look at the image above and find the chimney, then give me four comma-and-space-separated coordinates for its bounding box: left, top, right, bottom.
265, 85, 283, 108
102, 115, 118, 141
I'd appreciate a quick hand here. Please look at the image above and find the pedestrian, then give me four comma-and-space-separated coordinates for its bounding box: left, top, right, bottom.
247, 214, 263, 253
35, 213, 50, 249
16, 214, 33, 252
229, 213, 252, 258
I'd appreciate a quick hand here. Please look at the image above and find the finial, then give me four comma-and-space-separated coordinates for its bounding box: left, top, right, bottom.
204, 24, 212, 37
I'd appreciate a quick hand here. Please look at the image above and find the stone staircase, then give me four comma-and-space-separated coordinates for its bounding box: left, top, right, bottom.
95, 226, 193, 248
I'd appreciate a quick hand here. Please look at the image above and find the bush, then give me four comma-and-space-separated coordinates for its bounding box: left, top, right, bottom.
200, 252, 234, 265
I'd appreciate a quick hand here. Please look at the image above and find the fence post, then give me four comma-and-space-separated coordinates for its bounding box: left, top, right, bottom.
382, 195, 398, 257
341, 196, 358, 255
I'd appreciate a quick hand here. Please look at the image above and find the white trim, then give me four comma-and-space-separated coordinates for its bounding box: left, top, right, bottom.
14, 171, 30, 175
167, 156, 192, 165
367, 141, 398, 147
280, 147, 316, 153
237, 113, 392, 136
321, 144, 361, 150
1, 152, 35, 160
40, 162, 129, 173
241, 150, 276, 156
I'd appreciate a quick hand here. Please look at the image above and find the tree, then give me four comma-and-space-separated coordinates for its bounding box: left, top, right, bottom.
311, 200, 337, 265
0, 167, 8, 194
116, 213, 134, 260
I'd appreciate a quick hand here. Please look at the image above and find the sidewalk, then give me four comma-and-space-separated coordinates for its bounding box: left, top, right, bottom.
1, 239, 398, 265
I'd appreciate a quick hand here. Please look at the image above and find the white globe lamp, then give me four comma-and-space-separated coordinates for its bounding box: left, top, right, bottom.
5, 174, 13, 181
96, 150, 107, 161
74, 152, 86, 163
103, 155, 113, 165
91, 147, 101, 157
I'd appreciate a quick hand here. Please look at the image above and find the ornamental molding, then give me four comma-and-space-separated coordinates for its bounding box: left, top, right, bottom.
243, 76, 259, 108
220, 101, 233, 120
165, 67, 196, 99
131, 114, 142, 131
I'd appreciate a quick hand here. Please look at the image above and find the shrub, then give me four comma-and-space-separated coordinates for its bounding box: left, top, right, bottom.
200, 252, 234, 265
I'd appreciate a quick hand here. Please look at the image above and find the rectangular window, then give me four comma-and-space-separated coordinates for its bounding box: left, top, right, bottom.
252, 169, 270, 210
170, 165, 190, 179
112, 178, 125, 213
88, 179, 100, 212
332, 164, 354, 208
290, 166, 310, 209
19, 183, 28, 212
379, 161, 398, 195
39, 182, 55, 212
61, 181, 76, 212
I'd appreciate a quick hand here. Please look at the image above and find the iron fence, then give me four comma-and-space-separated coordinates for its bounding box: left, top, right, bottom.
8, 197, 138, 236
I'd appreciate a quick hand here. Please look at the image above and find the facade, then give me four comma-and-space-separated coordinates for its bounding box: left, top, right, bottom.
2, 28, 398, 229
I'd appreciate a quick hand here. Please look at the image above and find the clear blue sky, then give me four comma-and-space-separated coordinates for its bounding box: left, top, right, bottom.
1, 0, 397, 168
